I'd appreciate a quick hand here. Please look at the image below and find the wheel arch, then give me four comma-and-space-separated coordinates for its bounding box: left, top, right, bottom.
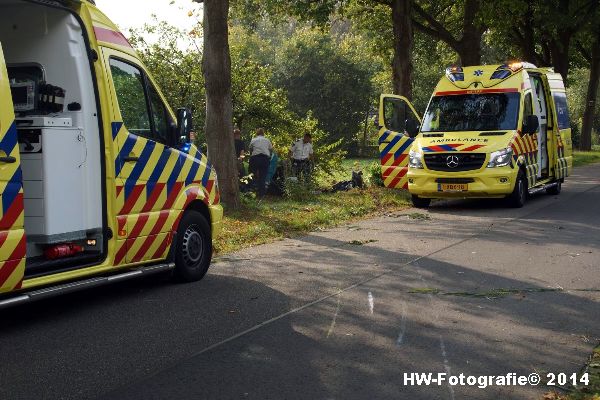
184, 200, 211, 227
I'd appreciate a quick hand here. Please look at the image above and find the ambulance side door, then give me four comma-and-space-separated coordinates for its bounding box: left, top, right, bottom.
0, 43, 26, 293
378, 94, 421, 189
101, 49, 182, 266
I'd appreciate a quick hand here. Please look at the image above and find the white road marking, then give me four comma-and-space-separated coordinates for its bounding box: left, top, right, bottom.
326, 295, 341, 338
440, 336, 455, 400
368, 291, 374, 314
396, 302, 407, 346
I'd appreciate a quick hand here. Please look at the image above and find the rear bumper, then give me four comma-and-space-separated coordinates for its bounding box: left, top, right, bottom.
209, 204, 224, 237
408, 166, 517, 198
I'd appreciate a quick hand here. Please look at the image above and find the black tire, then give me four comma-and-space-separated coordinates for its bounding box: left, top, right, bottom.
546, 180, 562, 195
507, 170, 527, 208
174, 210, 212, 282
411, 194, 431, 208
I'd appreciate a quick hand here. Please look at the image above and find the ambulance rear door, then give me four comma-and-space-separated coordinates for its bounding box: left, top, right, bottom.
377, 94, 421, 189
0, 43, 26, 293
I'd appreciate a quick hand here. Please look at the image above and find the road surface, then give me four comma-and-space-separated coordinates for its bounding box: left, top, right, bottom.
1, 163, 599, 400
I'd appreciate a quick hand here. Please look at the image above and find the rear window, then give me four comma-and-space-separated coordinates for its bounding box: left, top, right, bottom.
553, 92, 570, 130
422, 93, 521, 132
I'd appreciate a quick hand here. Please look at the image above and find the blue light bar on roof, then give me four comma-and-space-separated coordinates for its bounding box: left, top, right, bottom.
445, 66, 464, 82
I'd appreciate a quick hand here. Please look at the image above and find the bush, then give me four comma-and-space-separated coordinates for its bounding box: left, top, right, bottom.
369, 161, 384, 187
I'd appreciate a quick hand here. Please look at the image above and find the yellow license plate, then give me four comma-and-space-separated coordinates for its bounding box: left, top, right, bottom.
438, 183, 468, 192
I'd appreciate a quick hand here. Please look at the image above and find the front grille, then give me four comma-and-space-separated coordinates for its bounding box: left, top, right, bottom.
424, 153, 486, 172
435, 178, 475, 184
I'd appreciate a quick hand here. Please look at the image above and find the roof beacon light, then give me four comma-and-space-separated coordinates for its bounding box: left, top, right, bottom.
445, 66, 464, 82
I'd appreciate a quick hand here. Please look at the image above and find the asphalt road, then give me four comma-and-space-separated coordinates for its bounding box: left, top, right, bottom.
2, 164, 599, 400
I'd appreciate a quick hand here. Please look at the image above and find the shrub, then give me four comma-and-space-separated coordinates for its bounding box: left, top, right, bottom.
369, 161, 384, 187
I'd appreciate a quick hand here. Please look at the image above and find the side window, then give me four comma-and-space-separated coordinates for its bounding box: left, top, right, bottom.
553, 92, 571, 130
523, 92, 533, 118
384, 98, 408, 133
109, 58, 151, 137
148, 83, 170, 144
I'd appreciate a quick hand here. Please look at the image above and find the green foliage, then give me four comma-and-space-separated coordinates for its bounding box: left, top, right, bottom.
128, 20, 206, 139
273, 29, 379, 152
567, 68, 600, 147
127, 17, 346, 180
368, 161, 384, 187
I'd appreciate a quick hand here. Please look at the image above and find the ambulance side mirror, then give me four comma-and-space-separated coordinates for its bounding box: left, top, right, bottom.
176, 108, 193, 144
405, 118, 420, 138
522, 115, 539, 135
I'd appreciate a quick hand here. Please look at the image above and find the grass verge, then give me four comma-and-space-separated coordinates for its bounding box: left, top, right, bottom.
573, 149, 600, 167
214, 186, 410, 254
543, 343, 600, 399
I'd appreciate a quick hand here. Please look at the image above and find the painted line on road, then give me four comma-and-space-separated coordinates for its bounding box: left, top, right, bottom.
396, 302, 407, 346
440, 336, 456, 400
326, 294, 341, 338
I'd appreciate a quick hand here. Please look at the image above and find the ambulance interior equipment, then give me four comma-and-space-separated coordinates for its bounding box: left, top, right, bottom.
0, 2, 103, 276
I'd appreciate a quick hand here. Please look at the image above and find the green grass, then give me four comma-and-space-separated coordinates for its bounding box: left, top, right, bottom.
543, 343, 600, 399
214, 185, 410, 254
316, 157, 378, 187
573, 147, 600, 167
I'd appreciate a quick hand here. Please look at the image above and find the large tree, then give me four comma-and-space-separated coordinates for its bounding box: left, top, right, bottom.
232, 0, 415, 98
412, 0, 487, 66
578, 19, 600, 151
493, 0, 598, 82
195, 0, 240, 208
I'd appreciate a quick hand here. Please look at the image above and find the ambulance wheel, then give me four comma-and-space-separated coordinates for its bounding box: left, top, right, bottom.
546, 180, 562, 195
411, 195, 431, 208
507, 170, 527, 208
174, 210, 212, 282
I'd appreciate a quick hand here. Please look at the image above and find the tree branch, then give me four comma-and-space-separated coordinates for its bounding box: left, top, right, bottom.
412, 2, 458, 48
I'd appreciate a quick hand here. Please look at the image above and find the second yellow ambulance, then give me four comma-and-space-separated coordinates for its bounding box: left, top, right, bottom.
378, 62, 573, 208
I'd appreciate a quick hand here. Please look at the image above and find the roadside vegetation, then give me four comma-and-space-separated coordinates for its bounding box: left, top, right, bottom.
543, 344, 600, 400
574, 146, 600, 167
214, 158, 409, 254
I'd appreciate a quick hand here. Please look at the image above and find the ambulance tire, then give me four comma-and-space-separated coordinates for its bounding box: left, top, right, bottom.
507, 170, 527, 208
546, 180, 562, 195
411, 195, 431, 208
174, 210, 212, 282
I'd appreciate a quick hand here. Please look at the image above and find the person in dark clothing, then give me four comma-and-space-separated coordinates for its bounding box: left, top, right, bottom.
248, 128, 272, 197
233, 128, 246, 177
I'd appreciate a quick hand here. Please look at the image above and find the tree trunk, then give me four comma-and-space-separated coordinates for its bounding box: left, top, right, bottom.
391, 0, 413, 99
202, 0, 240, 208
581, 32, 600, 151
548, 36, 571, 82
457, 0, 482, 66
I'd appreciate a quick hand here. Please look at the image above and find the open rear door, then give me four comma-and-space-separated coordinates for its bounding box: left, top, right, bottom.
0, 43, 26, 293
378, 94, 421, 189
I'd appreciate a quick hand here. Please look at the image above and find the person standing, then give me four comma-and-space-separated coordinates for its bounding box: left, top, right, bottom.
233, 128, 246, 177
289, 133, 314, 181
249, 128, 272, 197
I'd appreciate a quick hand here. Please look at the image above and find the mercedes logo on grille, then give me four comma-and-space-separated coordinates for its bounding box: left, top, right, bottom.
446, 155, 459, 168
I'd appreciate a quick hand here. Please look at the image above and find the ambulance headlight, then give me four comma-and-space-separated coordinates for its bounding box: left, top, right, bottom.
409, 150, 424, 169
487, 148, 513, 168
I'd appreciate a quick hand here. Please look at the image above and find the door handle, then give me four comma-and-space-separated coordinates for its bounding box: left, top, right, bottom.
123, 156, 139, 162
0, 156, 16, 164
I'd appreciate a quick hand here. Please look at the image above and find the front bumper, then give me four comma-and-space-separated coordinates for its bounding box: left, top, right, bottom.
209, 204, 224, 237
408, 166, 517, 198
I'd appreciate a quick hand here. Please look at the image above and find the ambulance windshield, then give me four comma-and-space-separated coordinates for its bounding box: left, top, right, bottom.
421, 93, 520, 132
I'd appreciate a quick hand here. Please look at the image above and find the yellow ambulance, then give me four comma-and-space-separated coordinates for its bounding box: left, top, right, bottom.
378, 62, 573, 208
0, 0, 223, 308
